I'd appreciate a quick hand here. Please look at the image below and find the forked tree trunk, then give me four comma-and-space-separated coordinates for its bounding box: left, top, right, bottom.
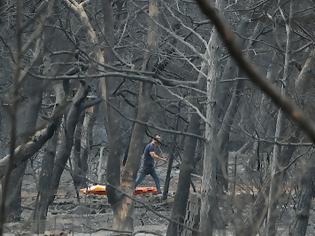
31, 61, 65, 233
62, 0, 120, 201
113, 83, 153, 230
266, 2, 292, 235
31, 83, 88, 232
47, 82, 89, 206
167, 47, 209, 235
111, 0, 159, 231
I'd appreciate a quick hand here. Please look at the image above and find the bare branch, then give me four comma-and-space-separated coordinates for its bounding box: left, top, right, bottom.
108, 101, 205, 140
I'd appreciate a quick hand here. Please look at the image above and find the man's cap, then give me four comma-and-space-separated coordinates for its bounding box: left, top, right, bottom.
153, 134, 161, 143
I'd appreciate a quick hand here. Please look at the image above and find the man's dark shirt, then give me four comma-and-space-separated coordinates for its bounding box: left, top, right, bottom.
143, 143, 155, 169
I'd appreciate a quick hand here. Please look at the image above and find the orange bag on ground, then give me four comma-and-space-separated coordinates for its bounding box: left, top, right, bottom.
80, 185, 107, 195
80, 185, 158, 195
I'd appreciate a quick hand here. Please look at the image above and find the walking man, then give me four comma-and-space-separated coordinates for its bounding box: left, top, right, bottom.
135, 134, 167, 194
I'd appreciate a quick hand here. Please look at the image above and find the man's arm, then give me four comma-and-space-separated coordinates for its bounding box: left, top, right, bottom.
149, 151, 167, 162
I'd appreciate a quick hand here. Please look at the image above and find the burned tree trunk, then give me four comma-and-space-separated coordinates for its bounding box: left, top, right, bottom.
4, 78, 44, 222
32, 81, 65, 234
289, 48, 315, 236
111, 0, 159, 231
166, 111, 201, 236
71, 113, 84, 188
216, 21, 259, 192
167, 47, 208, 235
289, 159, 315, 236
0, 111, 62, 179
199, 1, 224, 235
30, 82, 89, 232
47, 82, 89, 206
2, 0, 57, 222
163, 103, 181, 200
100, 0, 123, 206
70, 106, 96, 188
266, 2, 293, 235
113, 83, 153, 230
78, 107, 96, 186
32, 130, 58, 234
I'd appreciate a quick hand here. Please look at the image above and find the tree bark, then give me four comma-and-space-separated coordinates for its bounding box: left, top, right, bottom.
167, 42, 210, 235
97, 146, 106, 183
71, 113, 84, 188
289, 157, 315, 236
0, 112, 61, 179
162, 103, 181, 200
111, 0, 159, 231
199, 1, 224, 235
32, 130, 58, 234
47, 82, 89, 206
266, 2, 292, 235
216, 77, 244, 192
29, 20, 69, 226
289, 47, 315, 236
166, 111, 201, 236
216, 20, 256, 192
4, 78, 43, 221
113, 82, 153, 230
78, 107, 96, 186
31, 79, 66, 234
3, 0, 56, 222
100, 0, 127, 206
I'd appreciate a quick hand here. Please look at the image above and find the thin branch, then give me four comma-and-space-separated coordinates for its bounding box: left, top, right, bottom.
131, 0, 208, 62
276, 147, 312, 175
239, 125, 312, 146
29, 71, 157, 83
160, 0, 208, 50
168, 41, 208, 80
108, 101, 205, 140
165, 88, 208, 124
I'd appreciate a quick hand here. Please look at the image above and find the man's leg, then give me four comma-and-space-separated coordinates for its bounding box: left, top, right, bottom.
135, 170, 146, 187
150, 168, 162, 193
